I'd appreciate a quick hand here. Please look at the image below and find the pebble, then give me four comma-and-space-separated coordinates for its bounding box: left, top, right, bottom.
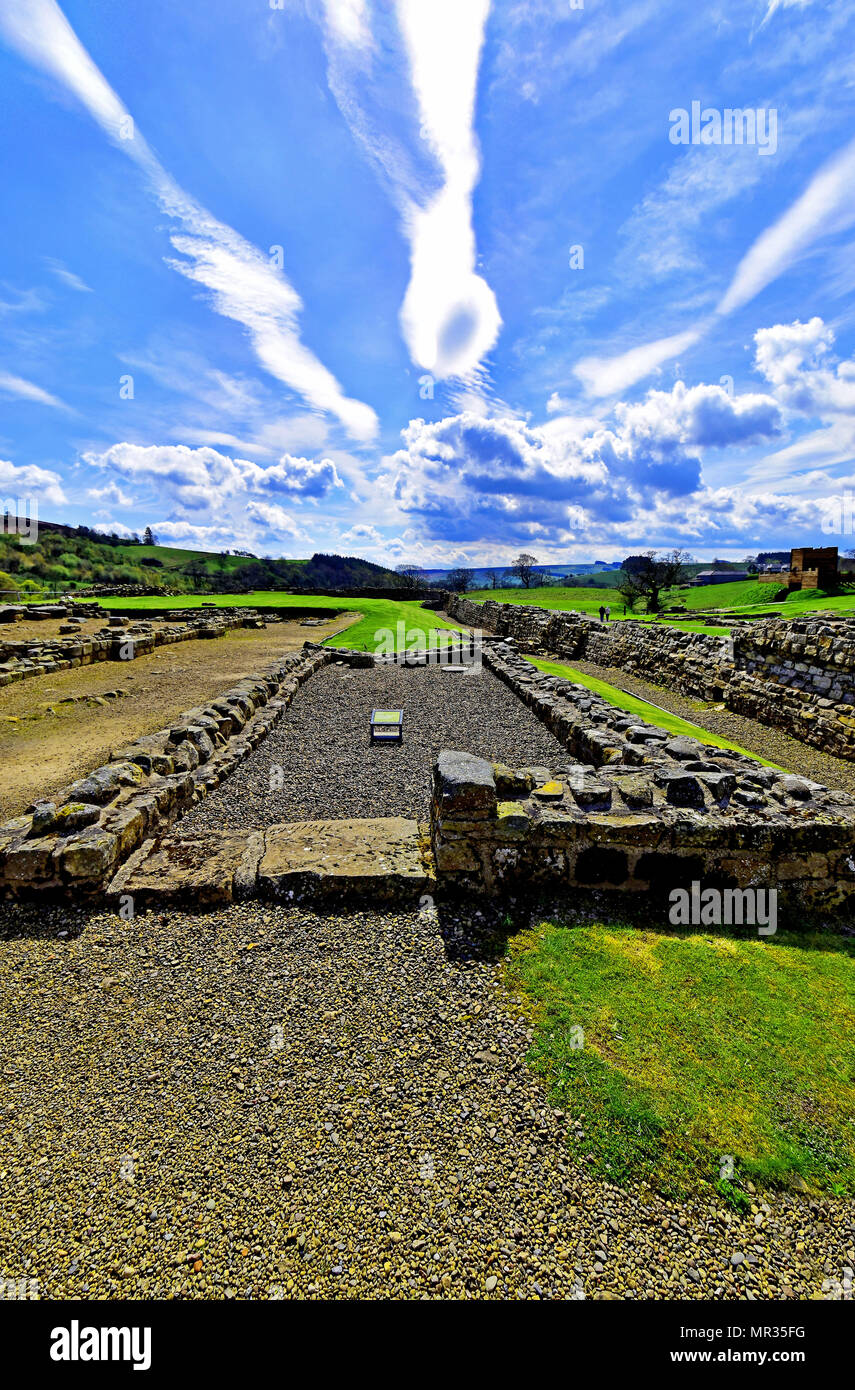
0, 896, 849, 1300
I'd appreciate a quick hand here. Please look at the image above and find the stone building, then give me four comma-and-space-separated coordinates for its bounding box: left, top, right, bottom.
758, 545, 838, 589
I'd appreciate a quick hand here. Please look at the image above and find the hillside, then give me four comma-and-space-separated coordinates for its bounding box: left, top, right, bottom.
0, 523, 399, 596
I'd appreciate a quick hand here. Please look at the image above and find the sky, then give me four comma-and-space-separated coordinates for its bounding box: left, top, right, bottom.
1, 0, 855, 569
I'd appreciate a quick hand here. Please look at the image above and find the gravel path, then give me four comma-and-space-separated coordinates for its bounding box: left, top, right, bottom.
568, 657, 855, 794
0, 898, 849, 1301
182, 662, 566, 827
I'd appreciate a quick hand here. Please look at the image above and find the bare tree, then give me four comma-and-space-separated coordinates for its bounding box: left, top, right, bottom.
485, 568, 501, 589
446, 566, 474, 593
509, 552, 539, 588
395, 563, 427, 589
618, 549, 691, 614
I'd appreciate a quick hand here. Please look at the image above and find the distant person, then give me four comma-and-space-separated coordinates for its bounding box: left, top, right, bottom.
598, 604, 606, 623
605, 604, 611, 622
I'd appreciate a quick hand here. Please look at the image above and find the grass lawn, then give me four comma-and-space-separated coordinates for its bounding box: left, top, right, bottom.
467, 579, 855, 629
528, 657, 786, 768
466, 586, 733, 632
505, 921, 855, 1200
96, 591, 463, 653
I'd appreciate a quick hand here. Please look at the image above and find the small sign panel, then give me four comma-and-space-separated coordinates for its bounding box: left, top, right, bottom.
370, 708, 404, 742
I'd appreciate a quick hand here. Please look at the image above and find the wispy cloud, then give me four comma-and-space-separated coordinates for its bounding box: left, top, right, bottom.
717, 134, 855, 315
0, 369, 66, 409
575, 132, 855, 397
44, 257, 92, 292
319, 0, 501, 380
0, 0, 378, 441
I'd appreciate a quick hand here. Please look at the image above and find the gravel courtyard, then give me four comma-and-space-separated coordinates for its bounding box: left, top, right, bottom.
182, 661, 567, 827
1, 897, 848, 1302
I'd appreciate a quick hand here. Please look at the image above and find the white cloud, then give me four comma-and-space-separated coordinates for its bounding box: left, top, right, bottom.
575, 132, 855, 398
761, 0, 814, 27
319, 0, 501, 379
321, 0, 372, 50
574, 327, 705, 399
338, 522, 384, 546
382, 373, 783, 548
0, 370, 67, 410
82, 442, 346, 525
0, 457, 67, 508
717, 134, 855, 316
260, 454, 344, 496
396, 0, 501, 377
0, 0, 378, 441
87, 481, 135, 508
243, 500, 307, 542
44, 258, 92, 293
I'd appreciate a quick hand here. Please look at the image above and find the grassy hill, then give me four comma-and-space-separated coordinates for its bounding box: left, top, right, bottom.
0, 523, 398, 597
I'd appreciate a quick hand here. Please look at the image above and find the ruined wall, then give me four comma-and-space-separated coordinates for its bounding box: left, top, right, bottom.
430, 642, 855, 923
0, 644, 336, 897
441, 593, 855, 760
0, 611, 263, 687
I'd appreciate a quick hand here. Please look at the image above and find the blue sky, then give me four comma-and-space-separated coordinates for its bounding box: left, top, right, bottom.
1, 0, 855, 568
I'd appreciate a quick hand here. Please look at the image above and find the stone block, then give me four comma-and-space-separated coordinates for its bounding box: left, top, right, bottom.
434, 751, 496, 819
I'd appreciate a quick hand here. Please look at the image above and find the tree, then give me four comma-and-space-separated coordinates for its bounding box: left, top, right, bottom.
509, 552, 539, 588
143, 526, 158, 546
183, 559, 209, 591
485, 568, 501, 589
395, 563, 427, 589
617, 549, 691, 614
446, 566, 474, 593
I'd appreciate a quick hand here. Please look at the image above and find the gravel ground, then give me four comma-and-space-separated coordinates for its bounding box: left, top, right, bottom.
568, 657, 855, 794
182, 662, 567, 827
0, 897, 850, 1301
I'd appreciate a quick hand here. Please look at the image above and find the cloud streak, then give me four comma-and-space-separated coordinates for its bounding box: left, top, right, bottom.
319, 0, 501, 380
0, 369, 67, 409
0, 0, 378, 441
575, 132, 855, 398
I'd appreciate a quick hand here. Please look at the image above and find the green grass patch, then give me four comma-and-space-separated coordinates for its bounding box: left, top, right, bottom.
527, 657, 786, 767
96, 591, 463, 653
505, 922, 855, 1198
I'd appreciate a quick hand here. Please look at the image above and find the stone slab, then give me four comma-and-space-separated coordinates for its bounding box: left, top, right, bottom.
106, 830, 264, 907
259, 817, 434, 903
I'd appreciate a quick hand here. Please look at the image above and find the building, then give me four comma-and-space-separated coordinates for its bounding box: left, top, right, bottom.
690, 569, 751, 586
757, 546, 838, 589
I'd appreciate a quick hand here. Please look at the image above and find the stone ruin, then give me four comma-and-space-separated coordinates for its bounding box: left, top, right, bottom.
431, 640, 855, 924
442, 593, 855, 761
1, 605, 854, 925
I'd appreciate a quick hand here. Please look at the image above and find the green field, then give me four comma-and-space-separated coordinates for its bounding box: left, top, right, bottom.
528, 658, 785, 767
466, 585, 733, 632
97, 591, 463, 653
466, 579, 855, 631
506, 921, 855, 1199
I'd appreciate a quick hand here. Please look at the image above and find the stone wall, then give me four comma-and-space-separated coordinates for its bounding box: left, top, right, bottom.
0, 644, 336, 897
441, 593, 855, 760
0, 611, 262, 688
430, 642, 855, 923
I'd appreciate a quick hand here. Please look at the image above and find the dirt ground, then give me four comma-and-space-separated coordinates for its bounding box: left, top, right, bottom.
0, 616, 113, 643
0, 613, 357, 819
